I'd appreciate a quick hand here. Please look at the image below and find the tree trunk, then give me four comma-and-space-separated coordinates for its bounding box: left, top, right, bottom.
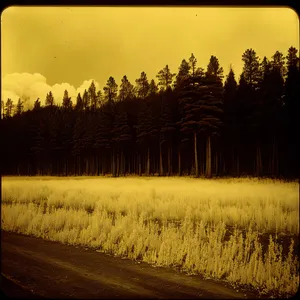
215, 151, 219, 176
112, 148, 115, 176
178, 148, 181, 176
168, 146, 171, 176
89, 156, 92, 175
78, 156, 81, 176
128, 155, 131, 174
120, 150, 123, 176
152, 152, 155, 176
206, 135, 212, 178
116, 150, 119, 177
256, 144, 262, 177
194, 132, 199, 177
275, 137, 279, 177
232, 147, 235, 175
121, 150, 124, 176
65, 159, 67, 176
147, 147, 150, 176
86, 158, 89, 175
138, 153, 141, 176
272, 135, 278, 177
96, 155, 99, 176
159, 142, 163, 176
102, 155, 105, 175
170, 146, 173, 175
91, 156, 95, 175
236, 154, 240, 177
122, 151, 126, 176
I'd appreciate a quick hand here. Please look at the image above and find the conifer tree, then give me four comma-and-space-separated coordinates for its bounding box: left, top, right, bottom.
103, 76, 118, 103
284, 46, 300, 177
88, 81, 97, 111
62, 90, 72, 110
242, 49, 261, 88
15, 98, 24, 115
4, 98, 14, 118
33, 98, 41, 110
119, 75, 135, 101
135, 72, 150, 99
223, 67, 238, 175
174, 59, 190, 90
45, 91, 55, 106
200, 55, 224, 177
82, 89, 89, 110
148, 79, 159, 96
75, 93, 84, 111
156, 65, 176, 91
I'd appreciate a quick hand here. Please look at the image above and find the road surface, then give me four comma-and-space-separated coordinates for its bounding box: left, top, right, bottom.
1, 231, 256, 299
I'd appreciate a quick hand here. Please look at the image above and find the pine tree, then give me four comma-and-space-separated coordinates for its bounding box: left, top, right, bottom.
242, 49, 261, 88
189, 53, 204, 85
223, 67, 238, 175
136, 100, 156, 175
103, 76, 118, 103
259, 53, 284, 176
189, 54, 197, 78
75, 93, 84, 111
260, 56, 272, 78
177, 61, 201, 177
112, 102, 132, 176
82, 89, 89, 110
33, 98, 41, 110
15, 98, 24, 115
94, 108, 113, 175
200, 55, 224, 178
272, 51, 286, 78
1, 100, 4, 118
119, 75, 135, 101
284, 46, 300, 178
174, 59, 190, 90
4, 98, 14, 118
45, 91, 55, 106
159, 87, 176, 175
96, 90, 103, 107
156, 65, 176, 91
135, 72, 150, 99
82, 113, 97, 175
62, 90, 72, 110
236, 73, 254, 175
88, 81, 97, 111
241, 49, 264, 176
72, 113, 85, 175
148, 79, 159, 96
30, 116, 45, 175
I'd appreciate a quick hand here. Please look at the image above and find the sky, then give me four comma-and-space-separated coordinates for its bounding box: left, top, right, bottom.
1, 6, 299, 109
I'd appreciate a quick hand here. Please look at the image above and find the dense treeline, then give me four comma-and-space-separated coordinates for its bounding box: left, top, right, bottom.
1, 47, 299, 178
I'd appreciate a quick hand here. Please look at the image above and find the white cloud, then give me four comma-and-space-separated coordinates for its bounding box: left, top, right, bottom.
76, 79, 100, 98
2, 89, 20, 104
51, 83, 77, 104
1, 73, 101, 110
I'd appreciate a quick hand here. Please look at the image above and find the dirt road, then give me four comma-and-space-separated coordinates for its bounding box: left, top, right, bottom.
1, 231, 255, 299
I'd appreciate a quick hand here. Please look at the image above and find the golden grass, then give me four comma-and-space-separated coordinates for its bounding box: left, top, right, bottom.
1, 176, 299, 297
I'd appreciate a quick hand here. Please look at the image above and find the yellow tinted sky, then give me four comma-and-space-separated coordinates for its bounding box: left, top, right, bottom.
1, 6, 299, 88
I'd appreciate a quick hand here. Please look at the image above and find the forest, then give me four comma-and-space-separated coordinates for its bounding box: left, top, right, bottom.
1, 47, 299, 179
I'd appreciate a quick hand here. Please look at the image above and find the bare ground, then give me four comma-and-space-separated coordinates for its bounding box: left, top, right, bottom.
0, 230, 261, 299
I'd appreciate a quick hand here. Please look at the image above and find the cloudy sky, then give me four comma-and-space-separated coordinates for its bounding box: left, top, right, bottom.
1, 6, 299, 108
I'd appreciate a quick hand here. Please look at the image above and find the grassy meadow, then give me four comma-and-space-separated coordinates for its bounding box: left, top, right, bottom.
1, 176, 299, 297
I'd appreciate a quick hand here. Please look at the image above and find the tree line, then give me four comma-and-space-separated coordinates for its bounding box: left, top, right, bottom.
1, 47, 299, 179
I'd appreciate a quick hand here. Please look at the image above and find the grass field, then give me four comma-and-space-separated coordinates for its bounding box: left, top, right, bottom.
1, 176, 299, 297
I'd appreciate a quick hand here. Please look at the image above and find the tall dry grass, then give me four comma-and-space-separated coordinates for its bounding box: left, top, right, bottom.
1, 176, 299, 297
